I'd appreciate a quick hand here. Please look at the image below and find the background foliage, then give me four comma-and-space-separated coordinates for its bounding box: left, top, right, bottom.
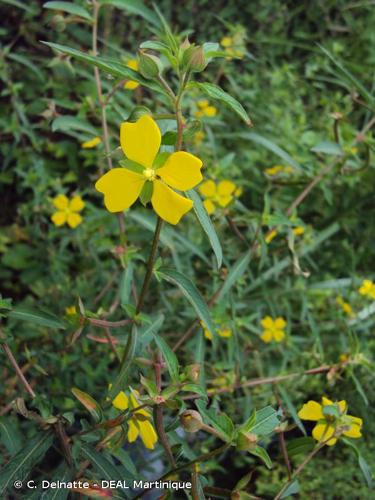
1, 0, 374, 498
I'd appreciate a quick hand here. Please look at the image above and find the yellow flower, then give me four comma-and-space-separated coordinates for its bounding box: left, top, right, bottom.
201, 322, 232, 341
339, 353, 350, 363
112, 390, 157, 450
199, 179, 237, 215
51, 194, 84, 229
220, 36, 233, 48
298, 397, 362, 446
260, 316, 286, 343
65, 305, 77, 316
293, 226, 305, 236
81, 136, 101, 149
95, 115, 203, 225
220, 35, 245, 59
195, 100, 217, 118
264, 165, 294, 177
336, 296, 355, 317
265, 229, 277, 244
193, 130, 205, 146
124, 59, 139, 90
358, 279, 375, 299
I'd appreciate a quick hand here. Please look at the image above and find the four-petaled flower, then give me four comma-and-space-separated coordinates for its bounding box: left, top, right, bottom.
199, 179, 240, 215
124, 59, 139, 90
195, 100, 217, 118
95, 115, 203, 225
298, 397, 362, 446
358, 279, 375, 300
112, 390, 157, 449
51, 194, 85, 229
260, 316, 286, 343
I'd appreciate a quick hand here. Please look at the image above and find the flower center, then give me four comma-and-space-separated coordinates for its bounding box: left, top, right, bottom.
143, 168, 156, 181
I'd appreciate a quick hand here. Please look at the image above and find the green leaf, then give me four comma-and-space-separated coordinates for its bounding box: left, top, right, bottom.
71, 388, 102, 422
195, 400, 234, 440
185, 189, 222, 269
190, 82, 252, 125
159, 267, 216, 340
280, 479, 300, 498
120, 263, 134, 306
240, 409, 256, 433
0, 418, 22, 456
0, 431, 54, 495
39, 462, 73, 500
181, 383, 207, 398
311, 141, 343, 156
100, 0, 160, 27
286, 437, 315, 458
43, 1, 92, 20
153, 333, 179, 382
278, 386, 306, 436
342, 438, 373, 488
7, 53, 44, 81
250, 446, 273, 469
9, 307, 66, 329
51, 116, 98, 135
250, 406, 280, 436
42, 42, 166, 95
108, 324, 138, 400
350, 369, 369, 406
217, 250, 251, 302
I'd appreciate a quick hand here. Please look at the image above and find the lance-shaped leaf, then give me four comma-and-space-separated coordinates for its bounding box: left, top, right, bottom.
71, 388, 103, 422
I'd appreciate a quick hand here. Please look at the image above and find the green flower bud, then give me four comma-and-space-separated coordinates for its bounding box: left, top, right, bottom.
137, 50, 162, 79
180, 410, 203, 433
189, 46, 206, 72
185, 363, 200, 382
236, 431, 258, 451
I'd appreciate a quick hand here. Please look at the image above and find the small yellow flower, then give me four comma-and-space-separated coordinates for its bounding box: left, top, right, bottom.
95, 115, 203, 225
260, 316, 286, 343
358, 279, 375, 300
339, 353, 350, 363
220, 36, 233, 48
336, 296, 355, 317
65, 305, 77, 316
51, 194, 84, 229
220, 35, 245, 59
112, 390, 157, 450
201, 322, 232, 341
293, 226, 305, 236
265, 229, 277, 244
193, 130, 205, 146
195, 100, 217, 118
298, 397, 362, 446
199, 179, 238, 215
124, 59, 139, 90
264, 165, 294, 176
81, 136, 101, 149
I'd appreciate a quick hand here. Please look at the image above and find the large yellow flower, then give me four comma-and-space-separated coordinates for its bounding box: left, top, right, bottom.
298, 397, 362, 446
51, 194, 84, 229
95, 115, 203, 225
199, 179, 238, 215
112, 390, 157, 450
260, 316, 286, 343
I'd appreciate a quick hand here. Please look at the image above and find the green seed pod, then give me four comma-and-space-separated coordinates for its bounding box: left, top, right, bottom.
138, 51, 162, 79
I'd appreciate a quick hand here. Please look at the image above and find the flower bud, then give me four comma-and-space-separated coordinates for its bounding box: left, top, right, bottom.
180, 410, 203, 433
137, 51, 162, 79
236, 431, 258, 451
189, 46, 206, 72
185, 363, 200, 382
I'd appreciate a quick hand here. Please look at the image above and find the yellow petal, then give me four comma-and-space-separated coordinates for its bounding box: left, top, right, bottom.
53, 194, 69, 210
197, 99, 209, 108
261, 316, 274, 329
312, 422, 336, 445
124, 80, 139, 90
199, 180, 216, 198
298, 401, 323, 421
127, 419, 139, 442
217, 195, 233, 207
204, 326, 213, 340
337, 400, 347, 414
95, 168, 144, 213
67, 213, 82, 229
126, 59, 138, 71
120, 115, 161, 168
265, 229, 277, 244
260, 331, 273, 343
322, 396, 334, 406
273, 329, 285, 342
274, 317, 286, 329
218, 328, 232, 338
81, 136, 101, 149
343, 424, 362, 438
129, 393, 150, 418
217, 180, 236, 196
151, 180, 193, 225
221, 36, 233, 48
69, 196, 85, 212
139, 420, 158, 449
51, 211, 67, 227
203, 199, 215, 215
204, 106, 217, 117
112, 391, 129, 411
157, 152, 203, 190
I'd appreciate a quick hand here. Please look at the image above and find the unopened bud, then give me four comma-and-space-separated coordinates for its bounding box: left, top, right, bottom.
181, 37, 191, 50
180, 410, 203, 433
138, 51, 162, 79
186, 363, 200, 382
189, 46, 206, 72
236, 431, 258, 451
